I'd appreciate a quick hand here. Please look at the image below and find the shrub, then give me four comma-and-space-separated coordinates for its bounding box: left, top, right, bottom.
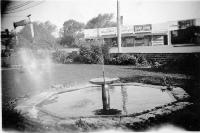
78, 41, 110, 64
136, 54, 148, 65
2, 98, 26, 130
109, 54, 137, 65
52, 43, 109, 64
90, 44, 103, 64
160, 54, 200, 75
79, 45, 92, 64
68, 51, 79, 63
102, 44, 111, 64
52, 50, 72, 64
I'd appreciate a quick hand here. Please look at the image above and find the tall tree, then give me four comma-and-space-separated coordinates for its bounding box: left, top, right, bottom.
62, 19, 85, 36
18, 21, 57, 48
41, 21, 57, 34
59, 19, 85, 47
85, 13, 116, 29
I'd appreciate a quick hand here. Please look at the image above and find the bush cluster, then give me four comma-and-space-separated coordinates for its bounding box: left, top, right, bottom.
52, 50, 73, 64
109, 54, 137, 65
52, 43, 110, 64
160, 54, 200, 75
52, 44, 152, 66
78, 44, 110, 64
136, 54, 148, 65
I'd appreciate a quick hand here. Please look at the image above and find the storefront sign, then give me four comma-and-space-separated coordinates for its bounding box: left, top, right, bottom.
134, 24, 152, 33
100, 26, 134, 36
100, 27, 116, 36
121, 26, 134, 34
84, 29, 98, 38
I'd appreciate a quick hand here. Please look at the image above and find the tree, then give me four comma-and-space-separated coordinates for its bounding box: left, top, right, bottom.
18, 21, 57, 49
62, 19, 85, 36
41, 21, 57, 34
85, 13, 117, 29
59, 19, 85, 47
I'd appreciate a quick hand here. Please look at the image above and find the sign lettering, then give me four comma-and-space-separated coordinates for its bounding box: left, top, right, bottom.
134, 24, 151, 33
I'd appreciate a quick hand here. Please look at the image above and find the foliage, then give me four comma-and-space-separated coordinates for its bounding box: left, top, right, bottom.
62, 19, 85, 36
52, 50, 72, 64
78, 40, 110, 64
52, 39, 110, 64
160, 54, 200, 75
101, 43, 111, 64
59, 19, 85, 47
59, 35, 75, 47
90, 44, 103, 64
136, 54, 149, 66
2, 97, 26, 130
52, 49, 151, 66
109, 54, 137, 65
41, 21, 57, 33
85, 13, 117, 29
18, 21, 57, 49
79, 45, 93, 63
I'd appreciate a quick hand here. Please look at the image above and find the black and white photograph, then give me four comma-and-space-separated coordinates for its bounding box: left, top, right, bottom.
1, 0, 200, 132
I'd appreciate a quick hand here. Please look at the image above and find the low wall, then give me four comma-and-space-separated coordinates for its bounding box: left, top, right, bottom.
110, 52, 200, 64
110, 45, 200, 54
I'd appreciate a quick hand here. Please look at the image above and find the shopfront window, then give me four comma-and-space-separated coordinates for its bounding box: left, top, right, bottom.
171, 26, 200, 45
123, 37, 134, 47
152, 36, 164, 46
178, 19, 195, 29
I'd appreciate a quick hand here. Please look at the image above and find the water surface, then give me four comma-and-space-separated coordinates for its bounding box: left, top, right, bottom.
40, 85, 175, 117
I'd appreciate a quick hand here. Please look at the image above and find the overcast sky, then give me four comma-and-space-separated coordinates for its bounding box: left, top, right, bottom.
2, 0, 200, 33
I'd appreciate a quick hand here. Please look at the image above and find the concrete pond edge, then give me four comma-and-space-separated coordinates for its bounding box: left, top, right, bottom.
15, 82, 192, 130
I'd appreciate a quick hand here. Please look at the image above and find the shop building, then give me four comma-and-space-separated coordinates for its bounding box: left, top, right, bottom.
83, 18, 200, 48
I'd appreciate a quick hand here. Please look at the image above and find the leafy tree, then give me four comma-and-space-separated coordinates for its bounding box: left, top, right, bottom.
41, 21, 57, 34
59, 19, 85, 47
85, 13, 116, 29
18, 21, 57, 49
62, 19, 85, 36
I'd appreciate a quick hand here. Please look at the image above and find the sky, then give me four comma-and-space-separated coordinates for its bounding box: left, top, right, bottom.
1, 0, 200, 36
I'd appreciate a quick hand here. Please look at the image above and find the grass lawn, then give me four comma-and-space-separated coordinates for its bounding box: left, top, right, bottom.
2, 63, 200, 131
2, 64, 189, 99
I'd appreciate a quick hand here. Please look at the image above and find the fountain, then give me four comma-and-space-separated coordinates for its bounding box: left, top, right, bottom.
14, 42, 189, 121
35, 42, 178, 118
89, 77, 119, 112
89, 41, 119, 113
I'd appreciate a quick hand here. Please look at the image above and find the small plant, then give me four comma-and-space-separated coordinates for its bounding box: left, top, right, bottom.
136, 54, 148, 66
163, 76, 173, 91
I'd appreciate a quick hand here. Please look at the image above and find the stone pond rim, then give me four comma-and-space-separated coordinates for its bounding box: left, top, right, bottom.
89, 77, 120, 85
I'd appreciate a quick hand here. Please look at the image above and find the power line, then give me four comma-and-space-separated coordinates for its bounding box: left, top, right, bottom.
7, 1, 31, 11
2, 15, 27, 17
3, 1, 45, 14
5, 1, 43, 13
6, 1, 34, 12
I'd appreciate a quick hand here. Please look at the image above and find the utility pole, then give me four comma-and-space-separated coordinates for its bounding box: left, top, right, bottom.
167, 30, 171, 45
117, 0, 122, 53
14, 27, 18, 46
27, 14, 34, 43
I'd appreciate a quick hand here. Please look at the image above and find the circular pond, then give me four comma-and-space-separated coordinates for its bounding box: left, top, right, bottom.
38, 84, 175, 118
